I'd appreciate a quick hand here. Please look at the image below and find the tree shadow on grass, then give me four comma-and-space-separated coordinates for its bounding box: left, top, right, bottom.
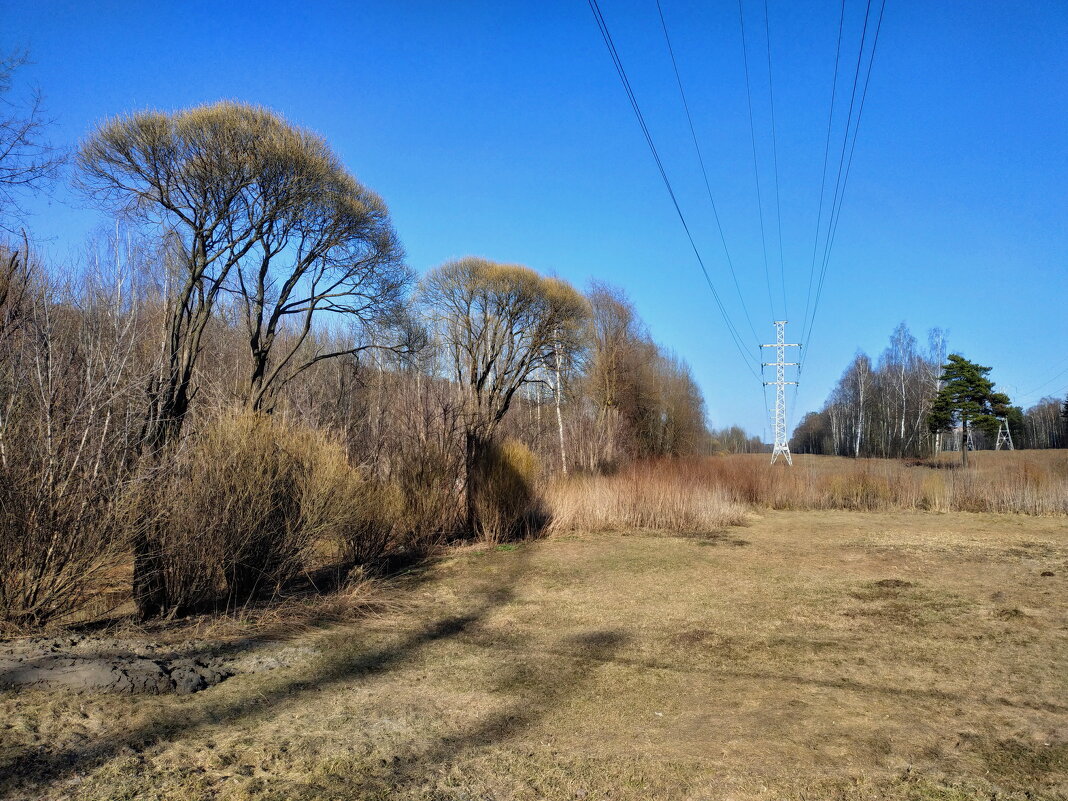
349, 627, 629, 797
0, 552, 447, 700
1, 545, 627, 801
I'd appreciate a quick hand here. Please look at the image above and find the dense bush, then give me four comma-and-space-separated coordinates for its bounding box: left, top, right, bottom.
0, 253, 140, 627
127, 413, 368, 614
472, 438, 544, 543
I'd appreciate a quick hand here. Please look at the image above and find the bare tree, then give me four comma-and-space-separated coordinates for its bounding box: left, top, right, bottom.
583, 282, 648, 464
230, 154, 410, 411
419, 257, 588, 533
792, 325, 950, 459
79, 101, 351, 449
0, 245, 143, 625
80, 101, 405, 615
0, 52, 64, 230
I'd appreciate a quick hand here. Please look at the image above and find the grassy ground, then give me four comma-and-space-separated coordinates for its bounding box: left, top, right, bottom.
2, 510, 1067, 800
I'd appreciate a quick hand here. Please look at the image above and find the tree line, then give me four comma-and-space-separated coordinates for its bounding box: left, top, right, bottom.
791, 322, 1068, 458
0, 82, 736, 625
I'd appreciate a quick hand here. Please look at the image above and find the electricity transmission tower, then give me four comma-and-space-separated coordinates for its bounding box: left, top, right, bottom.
955, 426, 975, 452
761, 321, 800, 465
995, 419, 1014, 450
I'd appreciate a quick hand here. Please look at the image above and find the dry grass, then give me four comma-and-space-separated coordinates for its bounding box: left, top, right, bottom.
547, 463, 749, 533
550, 451, 1068, 525
4, 508, 1066, 800
729, 450, 1068, 514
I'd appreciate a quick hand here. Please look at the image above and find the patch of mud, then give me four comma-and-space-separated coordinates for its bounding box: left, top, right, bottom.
0, 635, 320, 696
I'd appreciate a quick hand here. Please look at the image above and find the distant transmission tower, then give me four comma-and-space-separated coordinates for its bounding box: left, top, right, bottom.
761, 321, 800, 465
995, 418, 1014, 451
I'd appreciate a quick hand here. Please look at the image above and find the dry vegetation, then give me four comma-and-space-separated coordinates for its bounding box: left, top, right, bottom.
548, 451, 1068, 533
547, 465, 749, 532
2, 508, 1066, 800
1, 82, 1066, 800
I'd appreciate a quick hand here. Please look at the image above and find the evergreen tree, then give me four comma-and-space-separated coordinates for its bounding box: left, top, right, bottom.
927, 354, 1010, 466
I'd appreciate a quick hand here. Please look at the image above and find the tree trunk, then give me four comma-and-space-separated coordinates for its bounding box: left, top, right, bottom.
961, 419, 969, 468
464, 429, 481, 538
554, 345, 567, 475
133, 362, 196, 619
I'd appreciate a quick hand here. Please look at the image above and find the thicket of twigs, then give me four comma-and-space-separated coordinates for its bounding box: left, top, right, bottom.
0, 99, 720, 629
4, 233, 1066, 630
2, 98, 1064, 632
0, 231, 710, 628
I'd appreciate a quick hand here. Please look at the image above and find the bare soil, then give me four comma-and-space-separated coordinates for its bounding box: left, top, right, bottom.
2, 510, 1066, 800
0, 635, 319, 695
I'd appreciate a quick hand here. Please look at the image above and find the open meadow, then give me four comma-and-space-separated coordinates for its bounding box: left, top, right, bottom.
2, 453, 1067, 800
2, 7, 1065, 797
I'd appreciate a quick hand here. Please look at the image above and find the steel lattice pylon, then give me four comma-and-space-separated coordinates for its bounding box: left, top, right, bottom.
995, 418, 1014, 451
761, 321, 800, 465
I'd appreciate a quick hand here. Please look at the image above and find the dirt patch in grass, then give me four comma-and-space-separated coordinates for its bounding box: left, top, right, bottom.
0, 634, 324, 695
1, 510, 1066, 800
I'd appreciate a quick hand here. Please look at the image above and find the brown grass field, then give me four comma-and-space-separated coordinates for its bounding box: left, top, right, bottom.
2, 452, 1067, 800
550, 451, 1068, 525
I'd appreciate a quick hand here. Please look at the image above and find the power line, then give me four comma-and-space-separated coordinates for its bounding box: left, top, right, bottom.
587, 0, 761, 379
761, 379, 772, 447
800, 0, 847, 364
807, 0, 886, 363
762, 0, 788, 320
802, 0, 876, 355
737, 0, 777, 322
801, 0, 887, 372
1017, 364, 1068, 402
653, 0, 762, 349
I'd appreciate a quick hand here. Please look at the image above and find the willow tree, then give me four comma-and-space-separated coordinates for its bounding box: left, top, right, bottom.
229, 131, 408, 412
78, 101, 406, 616
81, 103, 285, 448
419, 258, 588, 533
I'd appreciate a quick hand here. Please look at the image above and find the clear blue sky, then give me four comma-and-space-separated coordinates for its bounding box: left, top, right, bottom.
5, 0, 1066, 437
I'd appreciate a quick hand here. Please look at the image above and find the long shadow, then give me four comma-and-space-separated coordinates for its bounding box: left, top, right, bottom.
0, 553, 446, 696
427, 629, 1067, 714
353, 628, 629, 796
0, 546, 533, 799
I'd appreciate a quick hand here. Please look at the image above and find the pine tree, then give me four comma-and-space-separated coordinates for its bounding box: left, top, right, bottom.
927, 354, 1010, 467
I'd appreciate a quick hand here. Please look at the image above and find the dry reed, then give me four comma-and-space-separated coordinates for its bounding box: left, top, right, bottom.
548, 451, 1068, 532
547, 465, 749, 533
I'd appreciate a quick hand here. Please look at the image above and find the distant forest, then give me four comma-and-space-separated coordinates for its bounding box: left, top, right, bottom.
791, 323, 1068, 457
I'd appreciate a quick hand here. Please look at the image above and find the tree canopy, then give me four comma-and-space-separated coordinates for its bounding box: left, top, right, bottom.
928, 353, 1011, 466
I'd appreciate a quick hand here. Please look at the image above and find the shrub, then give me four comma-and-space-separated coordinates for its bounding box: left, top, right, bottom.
388, 440, 464, 552
0, 258, 139, 628
0, 465, 126, 628
335, 477, 405, 568
128, 412, 363, 614
473, 438, 544, 543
